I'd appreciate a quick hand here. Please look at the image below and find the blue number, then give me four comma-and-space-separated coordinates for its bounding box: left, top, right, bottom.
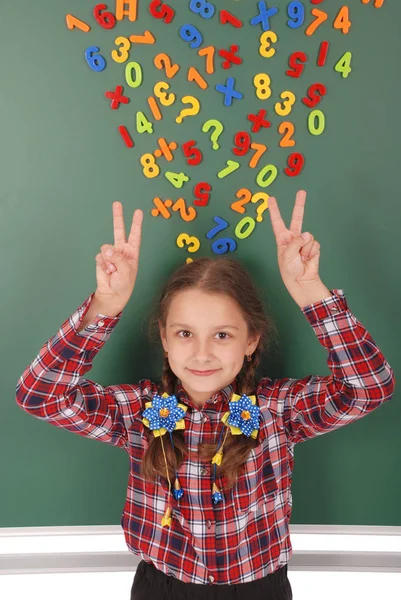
287, 1, 304, 29
85, 46, 106, 72
179, 24, 203, 48
189, 0, 215, 19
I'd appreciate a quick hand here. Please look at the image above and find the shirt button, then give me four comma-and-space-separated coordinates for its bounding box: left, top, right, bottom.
98, 320, 105, 327
207, 519, 212, 529
208, 575, 215, 583
200, 467, 208, 476
202, 415, 208, 423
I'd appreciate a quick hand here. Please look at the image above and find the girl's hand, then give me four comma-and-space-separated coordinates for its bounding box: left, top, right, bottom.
95, 202, 143, 311
268, 190, 322, 296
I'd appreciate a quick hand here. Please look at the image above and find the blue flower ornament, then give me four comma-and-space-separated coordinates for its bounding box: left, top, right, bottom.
142, 392, 188, 437
222, 393, 260, 439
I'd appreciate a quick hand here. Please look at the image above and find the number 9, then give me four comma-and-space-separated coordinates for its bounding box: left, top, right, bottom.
179, 24, 203, 49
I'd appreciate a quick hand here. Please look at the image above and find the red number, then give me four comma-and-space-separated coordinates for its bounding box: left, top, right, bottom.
302, 83, 327, 108
232, 132, 251, 156
193, 182, 211, 206
149, 0, 175, 23
286, 52, 307, 78
93, 4, 116, 29
182, 140, 203, 166
284, 153, 304, 177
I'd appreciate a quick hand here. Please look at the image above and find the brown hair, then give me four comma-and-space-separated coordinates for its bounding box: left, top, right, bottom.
143, 256, 279, 489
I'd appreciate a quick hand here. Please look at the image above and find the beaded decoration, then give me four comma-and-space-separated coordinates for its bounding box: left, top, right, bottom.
211, 393, 260, 504
141, 391, 261, 525
142, 392, 188, 527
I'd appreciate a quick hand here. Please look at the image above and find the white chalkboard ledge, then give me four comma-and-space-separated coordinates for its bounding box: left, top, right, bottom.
0, 525, 400, 575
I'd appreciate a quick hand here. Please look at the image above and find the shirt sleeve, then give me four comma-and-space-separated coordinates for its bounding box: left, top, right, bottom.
15, 292, 142, 450
273, 289, 396, 445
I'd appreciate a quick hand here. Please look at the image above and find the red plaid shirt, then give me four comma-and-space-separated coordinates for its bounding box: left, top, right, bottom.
16, 289, 395, 584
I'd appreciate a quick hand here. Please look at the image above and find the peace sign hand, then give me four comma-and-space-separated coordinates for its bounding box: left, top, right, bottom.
268, 190, 323, 300
94, 202, 143, 312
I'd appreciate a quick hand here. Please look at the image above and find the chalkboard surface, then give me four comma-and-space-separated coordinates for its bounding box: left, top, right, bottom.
3, 0, 400, 528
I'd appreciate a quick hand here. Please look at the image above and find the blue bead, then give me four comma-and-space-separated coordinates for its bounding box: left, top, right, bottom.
173, 488, 184, 500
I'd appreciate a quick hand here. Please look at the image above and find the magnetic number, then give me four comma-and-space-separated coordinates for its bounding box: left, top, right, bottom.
180, 24, 203, 48
85, 46, 106, 71
275, 91, 296, 116
141, 153, 159, 177
259, 31, 277, 58
335, 52, 352, 78
125, 62, 143, 87
254, 73, 272, 100
165, 172, 190, 188
235, 217, 256, 240
287, 2, 304, 28
284, 153, 305, 177
233, 132, 251, 156
154, 53, 180, 78
256, 165, 278, 187
93, 4, 116, 29
308, 110, 325, 135
189, 0, 215, 19
154, 82, 175, 106
279, 122, 296, 147
136, 112, 153, 133
112, 36, 131, 63
176, 233, 200, 252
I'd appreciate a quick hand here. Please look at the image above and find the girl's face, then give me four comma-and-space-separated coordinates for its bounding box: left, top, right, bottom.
159, 289, 260, 407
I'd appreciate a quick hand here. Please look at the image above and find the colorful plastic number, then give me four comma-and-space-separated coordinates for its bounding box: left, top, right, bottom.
165, 172, 190, 188
66, 14, 91, 32
217, 160, 240, 179
286, 52, 307, 78
189, 0, 215, 19
275, 91, 296, 116
335, 52, 352, 78
93, 4, 116, 29
194, 182, 211, 206
188, 67, 208, 89
308, 110, 325, 135
232, 132, 251, 156
254, 73, 272, 100
136, 111, 153, 133
125, 61, 143, 87
198, 46, 215, 74
256, 164, 278, 187
302, 83, 327, 108
85, 46, 106, 71
182, 141, 203, 165
154, 53, 180, 78
141, 153, 159, 177
116, 0, 137, 21
149, 0, 175, 23
287, 2, 304, 28
112, 36, 131, 63
259, 31, 277, 57
177, 233, 200, 252
284, 152, 305, 176
154, 82, 175, 106
179, 24, 203, 48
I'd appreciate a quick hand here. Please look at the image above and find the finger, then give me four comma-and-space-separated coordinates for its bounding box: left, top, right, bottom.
127, 208, 143, 253
100, 245, 117, 272
302, 239, 319, 262
113, 201, 127, 247
300, 232, 314, 260
267, 196, 287, 242
289, 190, 306, 236
96, 253, 114, 275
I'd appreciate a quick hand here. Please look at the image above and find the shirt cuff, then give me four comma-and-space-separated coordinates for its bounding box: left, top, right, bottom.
301, 289, 348, 326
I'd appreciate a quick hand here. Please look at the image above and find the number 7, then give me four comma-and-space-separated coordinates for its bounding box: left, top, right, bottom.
305, 8, 328, 36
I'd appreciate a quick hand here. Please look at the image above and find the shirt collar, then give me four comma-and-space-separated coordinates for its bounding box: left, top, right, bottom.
174, 377, 240, 412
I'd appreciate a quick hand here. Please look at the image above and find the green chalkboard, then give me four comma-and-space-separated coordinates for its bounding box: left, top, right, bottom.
3, 0, 400, 528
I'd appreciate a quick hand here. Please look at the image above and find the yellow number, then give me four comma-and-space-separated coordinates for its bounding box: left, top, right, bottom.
259, 31, 277, 58
154, 82, 175, 107
254, 73, 272, 100
111, 36, 131, 63
140, 153, 160, 178
275, 91, 296, 116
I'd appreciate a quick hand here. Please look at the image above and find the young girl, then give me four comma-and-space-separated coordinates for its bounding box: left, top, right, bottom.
16, 190, 395, 600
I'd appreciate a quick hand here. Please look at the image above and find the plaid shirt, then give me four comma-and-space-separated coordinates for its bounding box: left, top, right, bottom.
16, 289, 395, 584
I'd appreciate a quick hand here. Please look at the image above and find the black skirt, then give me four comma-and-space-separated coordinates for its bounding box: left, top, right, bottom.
130, 560, 293, 600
